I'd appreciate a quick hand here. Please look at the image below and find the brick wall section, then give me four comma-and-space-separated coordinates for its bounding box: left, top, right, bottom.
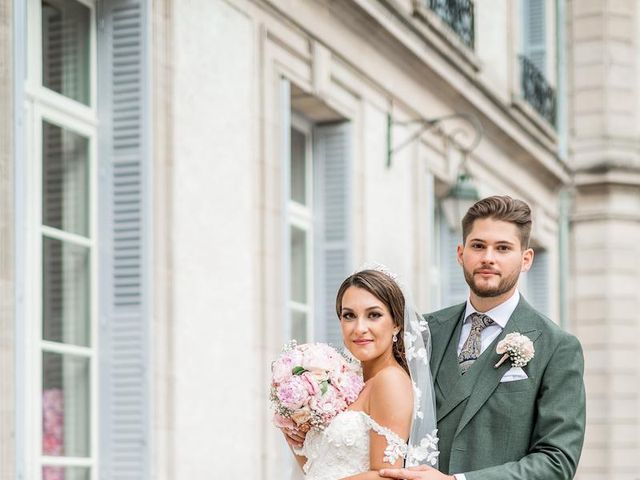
0, 0, 14, 477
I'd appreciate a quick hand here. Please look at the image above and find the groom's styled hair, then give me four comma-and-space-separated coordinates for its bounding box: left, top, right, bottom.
461, 195, 532, 249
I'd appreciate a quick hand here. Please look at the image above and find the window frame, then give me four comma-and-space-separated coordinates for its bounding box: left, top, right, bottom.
25, 1, 99, 479
286, 113, 315, 343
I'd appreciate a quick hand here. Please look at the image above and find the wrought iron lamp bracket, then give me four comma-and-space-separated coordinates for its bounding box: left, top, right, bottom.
386, 111, 483, 168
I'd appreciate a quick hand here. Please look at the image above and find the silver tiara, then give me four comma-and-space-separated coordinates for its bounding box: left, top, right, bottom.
357, 262, 399, 282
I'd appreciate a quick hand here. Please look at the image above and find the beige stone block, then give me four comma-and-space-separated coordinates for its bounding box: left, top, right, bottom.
584, 421, 638, 446
610, 324, 640, 345
572, 246, 639, 274
607, 0, 636, 15
574, 64, 605, 88
606, 298, 639, 319
572, 221, 609, 244
573, 88, 605, 113
574, 297, 607, 322
607, 88, 635, 111
572, 272, 637, 298
577, 323, 609, 346
573, 16, 605, 40
607, 41, 635, 63
573, 41, 603, 65
610, 396, 639, 420
577, 445, 607, 469
574, 275, 606, 298
611, 447, 640, 469
583, 421, 608, 444
573, 113, 605, 136
606, 15, 634, 41
605, 64, 635, 89
608, 188, 640, 216
585, 395, 608, 422
574, 470, 606, 480
572, 0, 605, 16
584, 370, 608, 393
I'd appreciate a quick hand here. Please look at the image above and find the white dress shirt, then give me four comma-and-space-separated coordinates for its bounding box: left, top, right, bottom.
452, 290, 520, 480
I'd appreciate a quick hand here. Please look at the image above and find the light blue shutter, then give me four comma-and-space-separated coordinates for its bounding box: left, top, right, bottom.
523, 0, 546, 73
439, 212, 467, 307
98, 1, 150, 479
527, 249, 549, 316
314, 123, 352, 348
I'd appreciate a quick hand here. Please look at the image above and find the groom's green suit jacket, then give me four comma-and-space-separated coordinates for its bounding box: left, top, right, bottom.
425, 297, 585, 479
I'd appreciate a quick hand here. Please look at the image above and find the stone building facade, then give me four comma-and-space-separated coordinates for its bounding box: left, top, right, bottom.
567, 1, 640, 479
0, 0, 637, 479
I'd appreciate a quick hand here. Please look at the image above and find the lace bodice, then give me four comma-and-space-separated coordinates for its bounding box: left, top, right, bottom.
296, 410, 407, 480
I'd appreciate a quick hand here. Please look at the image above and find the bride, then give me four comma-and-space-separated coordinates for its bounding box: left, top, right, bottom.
278, 267, 439, 479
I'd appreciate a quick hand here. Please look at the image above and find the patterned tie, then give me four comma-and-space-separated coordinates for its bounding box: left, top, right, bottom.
458, 312, 495, 374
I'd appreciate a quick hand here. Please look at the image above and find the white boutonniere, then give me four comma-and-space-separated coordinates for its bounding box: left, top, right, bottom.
494, 332, 535, 368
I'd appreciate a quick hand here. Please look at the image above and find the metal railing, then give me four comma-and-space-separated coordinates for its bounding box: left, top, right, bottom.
520, 55, 556, 127
428, 0, 475, 49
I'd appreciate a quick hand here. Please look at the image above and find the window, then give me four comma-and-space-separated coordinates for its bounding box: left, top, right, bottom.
436, 203, 467, 308
520, 248, 550, 316
522, 0, 546, 74
27, 1, 97, 479
520, 0, 556, 125
427, 0, 475, 50
281, 82, 353, 348
287, 116, 315, 343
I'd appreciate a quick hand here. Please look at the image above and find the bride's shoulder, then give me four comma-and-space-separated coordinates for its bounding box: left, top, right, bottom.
366, 366, 413, 435
369, 367, 413, 407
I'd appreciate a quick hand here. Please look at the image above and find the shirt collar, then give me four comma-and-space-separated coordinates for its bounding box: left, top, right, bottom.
463, 290, 520, 329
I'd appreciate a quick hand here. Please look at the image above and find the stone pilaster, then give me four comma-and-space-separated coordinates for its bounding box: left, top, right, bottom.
0, 0, 14, 477
568, 1, 640, 478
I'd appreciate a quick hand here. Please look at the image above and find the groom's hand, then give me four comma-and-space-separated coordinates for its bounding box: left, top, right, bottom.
379, 465, 455, 480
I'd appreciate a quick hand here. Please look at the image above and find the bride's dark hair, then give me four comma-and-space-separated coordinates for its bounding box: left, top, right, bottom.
335, 269, 409, 376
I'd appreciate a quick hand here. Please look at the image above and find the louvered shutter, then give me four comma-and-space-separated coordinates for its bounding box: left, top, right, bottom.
314, 123, 352, 348
97, 1, 150, 479
439, 213, 467, 307
523, 0, 546, 73
526, 249, 549, 316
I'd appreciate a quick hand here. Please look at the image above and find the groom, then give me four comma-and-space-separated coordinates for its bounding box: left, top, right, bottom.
381, 196, 585, 480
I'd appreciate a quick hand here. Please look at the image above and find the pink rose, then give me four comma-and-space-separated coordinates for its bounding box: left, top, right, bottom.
310, 384, 345, 419
273, 413, 296, 430
290, 407, 312, 426
272, 358, 293, 384
302, 348, 334, 372
301, 372, 320, 396
277, 376, 310, 410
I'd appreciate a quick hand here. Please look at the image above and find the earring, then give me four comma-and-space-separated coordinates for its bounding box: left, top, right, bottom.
392, 332, 398, 343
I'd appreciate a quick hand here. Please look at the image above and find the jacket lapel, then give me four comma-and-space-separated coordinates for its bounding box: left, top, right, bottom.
453, 298, 542, 436
430, 305, 475, 422
428, 303, 465, 381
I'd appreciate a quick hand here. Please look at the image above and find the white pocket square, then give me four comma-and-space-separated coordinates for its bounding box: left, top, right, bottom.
500, 366, 528, 383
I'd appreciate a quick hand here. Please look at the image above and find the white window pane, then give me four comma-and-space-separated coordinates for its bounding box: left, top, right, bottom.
290, 127, 307, 205
291, 310, 308, 344
42, 237, 90, 346
43, 466, 90, 480
290, 226, 307, 303
42, 121, 90, 237
42, 0, 91, 105
42, 352, 90, 457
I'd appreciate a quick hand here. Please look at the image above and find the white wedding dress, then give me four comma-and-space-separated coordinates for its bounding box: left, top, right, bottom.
295, 410, 407, 480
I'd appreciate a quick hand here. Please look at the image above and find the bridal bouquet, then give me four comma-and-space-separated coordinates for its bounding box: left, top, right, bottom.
271, 341, 364, 432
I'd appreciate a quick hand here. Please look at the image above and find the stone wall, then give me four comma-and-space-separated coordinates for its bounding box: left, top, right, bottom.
568, 1, 640, 478
0, 0, 14, 477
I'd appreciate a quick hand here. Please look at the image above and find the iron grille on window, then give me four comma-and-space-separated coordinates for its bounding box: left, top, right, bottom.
520, 55, 556, 127
428, 0, 475, 49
